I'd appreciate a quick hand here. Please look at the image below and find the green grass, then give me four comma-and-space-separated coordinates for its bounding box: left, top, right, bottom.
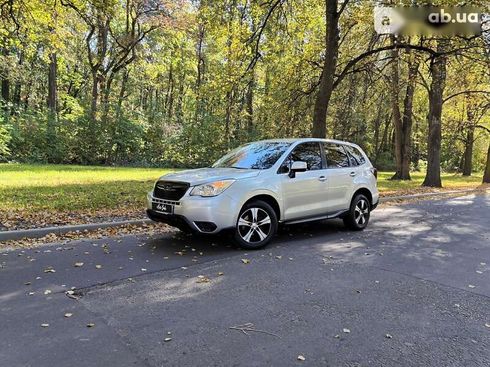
0, 164, 483, 213
377, 171, 483, 193
0, 164, 174, 212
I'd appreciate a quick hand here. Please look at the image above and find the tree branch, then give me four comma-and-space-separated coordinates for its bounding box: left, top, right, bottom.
333, 43, 438, 90
442, 90, 490, 104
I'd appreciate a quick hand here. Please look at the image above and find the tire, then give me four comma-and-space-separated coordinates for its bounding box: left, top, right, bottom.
233, 200, 278, 249
343, 194, 371, 231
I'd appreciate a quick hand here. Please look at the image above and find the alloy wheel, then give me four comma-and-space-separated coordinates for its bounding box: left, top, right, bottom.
238, 207, 272, 243
354, 199, 369, 225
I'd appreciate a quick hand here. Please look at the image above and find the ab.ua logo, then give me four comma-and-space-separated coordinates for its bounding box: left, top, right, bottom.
374, 6, 482, 36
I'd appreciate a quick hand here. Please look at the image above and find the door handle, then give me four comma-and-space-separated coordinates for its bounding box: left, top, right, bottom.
350, 172, 356, 177
318, 176, 327, 182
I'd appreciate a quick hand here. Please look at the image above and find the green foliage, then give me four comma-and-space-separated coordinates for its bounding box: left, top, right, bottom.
0, 0, 488, 172
0, 116, 11, 161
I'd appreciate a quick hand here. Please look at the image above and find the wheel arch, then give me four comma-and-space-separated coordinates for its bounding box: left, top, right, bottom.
242, 194, 281, 221
351, 187, 373, 208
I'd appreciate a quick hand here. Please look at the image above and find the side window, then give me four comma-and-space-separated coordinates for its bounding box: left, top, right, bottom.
278, 142, 322, 172
324, 143, 350, 168
344, 145, 366, 166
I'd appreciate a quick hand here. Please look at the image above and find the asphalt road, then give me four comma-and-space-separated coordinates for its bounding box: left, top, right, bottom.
1, 193, 489, 366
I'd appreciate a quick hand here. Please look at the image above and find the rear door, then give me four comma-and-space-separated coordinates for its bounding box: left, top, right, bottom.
323, 143, 353, 211
279, 142, 328, 220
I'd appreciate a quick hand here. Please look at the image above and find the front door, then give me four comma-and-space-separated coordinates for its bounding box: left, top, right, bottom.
279, 142, 328, 220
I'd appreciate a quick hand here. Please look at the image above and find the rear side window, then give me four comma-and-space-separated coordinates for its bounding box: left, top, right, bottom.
279, 142, 323, 172
324, 143, 350, 168
344, 145, 366, 166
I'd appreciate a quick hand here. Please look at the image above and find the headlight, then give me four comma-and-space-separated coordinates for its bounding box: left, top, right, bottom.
190, 180, 235, 197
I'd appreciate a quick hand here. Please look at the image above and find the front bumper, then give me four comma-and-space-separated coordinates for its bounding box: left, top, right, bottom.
146, 192, 239, 234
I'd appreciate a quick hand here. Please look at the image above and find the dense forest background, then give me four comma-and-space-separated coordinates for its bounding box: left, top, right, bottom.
1, 0, 490, 185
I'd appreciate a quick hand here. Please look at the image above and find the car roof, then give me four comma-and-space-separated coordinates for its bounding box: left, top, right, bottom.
258, 138, 359, 147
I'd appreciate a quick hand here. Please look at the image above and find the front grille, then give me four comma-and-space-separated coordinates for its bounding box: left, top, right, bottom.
153, 181, 189, 201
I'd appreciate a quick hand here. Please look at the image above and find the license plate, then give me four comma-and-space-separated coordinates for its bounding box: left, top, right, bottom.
152, 202, 173, 214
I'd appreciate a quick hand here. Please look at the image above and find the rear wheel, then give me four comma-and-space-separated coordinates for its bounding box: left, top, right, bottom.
343, 194, 370, 230
233, 200, 278, 249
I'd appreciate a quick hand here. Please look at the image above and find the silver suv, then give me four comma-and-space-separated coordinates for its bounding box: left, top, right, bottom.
147, 138, 379, 249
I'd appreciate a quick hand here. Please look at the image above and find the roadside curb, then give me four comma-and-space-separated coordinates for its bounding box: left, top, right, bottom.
0, 219, 152, 242
1, 188, 486, 242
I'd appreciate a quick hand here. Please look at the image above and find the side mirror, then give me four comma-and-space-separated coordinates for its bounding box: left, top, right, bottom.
288, 161, 307, 178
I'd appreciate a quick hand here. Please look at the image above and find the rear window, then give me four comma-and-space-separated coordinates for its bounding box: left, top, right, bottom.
344, 145, 366, 166
324, 143, 350, 168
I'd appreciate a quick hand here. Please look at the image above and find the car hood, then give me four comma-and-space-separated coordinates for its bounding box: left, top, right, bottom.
159, 167, 261, 186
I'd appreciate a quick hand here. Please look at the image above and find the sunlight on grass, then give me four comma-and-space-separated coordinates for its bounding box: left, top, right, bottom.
0, 164, 176, 211
377, 171, 483, 193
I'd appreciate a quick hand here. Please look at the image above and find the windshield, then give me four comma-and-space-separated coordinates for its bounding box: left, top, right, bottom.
212, 142, 291, 170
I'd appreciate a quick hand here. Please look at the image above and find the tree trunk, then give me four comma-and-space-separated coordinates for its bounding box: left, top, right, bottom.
462, 126, 474, 176
311, 0, 339, 138
422, 39, 448, 188
1, 46, 9, 110
483, 143, 490, 184
90, 70, 99, 122
46, 52, 58, 162
390, 46, 403, 179
246, 72, 254, 137
47, 52, 58, 114
13, 51, 23, 108
392, 47, 419, 180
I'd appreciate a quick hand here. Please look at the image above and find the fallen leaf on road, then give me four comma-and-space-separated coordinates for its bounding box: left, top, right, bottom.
196, 275, 210, 283
297, 355, 305, 361
74, 262, 84, 267
241, 259, 250, 264
65, 290, 80, 300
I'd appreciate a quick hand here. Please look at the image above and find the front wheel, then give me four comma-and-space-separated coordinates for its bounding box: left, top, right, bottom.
343, 194, 371, 231
233, 200, 278, 249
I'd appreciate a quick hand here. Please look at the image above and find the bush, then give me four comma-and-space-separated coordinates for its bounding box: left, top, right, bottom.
0, 116, 11, 162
